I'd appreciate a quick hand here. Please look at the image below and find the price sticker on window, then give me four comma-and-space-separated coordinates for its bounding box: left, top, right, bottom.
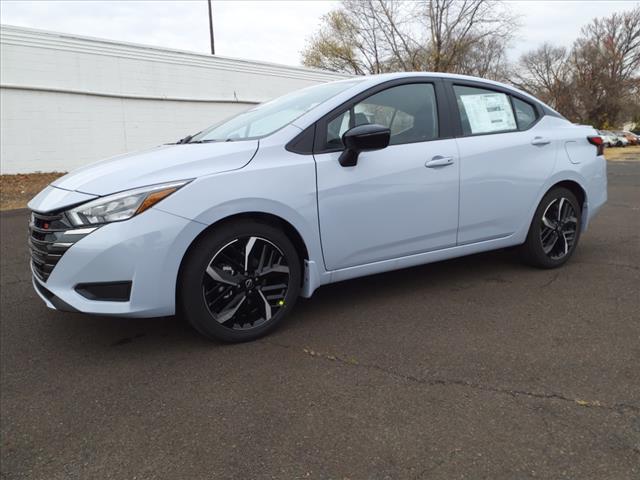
460, 92, 517, 134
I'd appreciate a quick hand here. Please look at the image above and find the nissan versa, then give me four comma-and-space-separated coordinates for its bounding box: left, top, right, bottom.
28, 73, 607, 342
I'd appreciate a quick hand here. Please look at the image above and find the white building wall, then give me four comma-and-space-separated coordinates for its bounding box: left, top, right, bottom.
0, 25, 348, 174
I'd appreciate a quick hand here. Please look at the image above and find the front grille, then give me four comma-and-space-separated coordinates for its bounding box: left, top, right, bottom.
28, 211, 93, 282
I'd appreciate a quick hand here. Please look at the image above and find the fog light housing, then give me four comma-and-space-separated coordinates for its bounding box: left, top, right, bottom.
75, 282, 132, 302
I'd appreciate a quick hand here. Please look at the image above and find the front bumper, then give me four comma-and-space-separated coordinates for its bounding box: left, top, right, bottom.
31, 207, 206, 317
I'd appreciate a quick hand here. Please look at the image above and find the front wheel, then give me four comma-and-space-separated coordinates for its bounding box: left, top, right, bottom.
179, 220, 301, 342
520, 187, 582, 269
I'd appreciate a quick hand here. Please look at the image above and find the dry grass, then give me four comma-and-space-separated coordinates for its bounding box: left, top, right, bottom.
0, 172, 65, 211
0, 145, 638, 211
604, 145, 640, 162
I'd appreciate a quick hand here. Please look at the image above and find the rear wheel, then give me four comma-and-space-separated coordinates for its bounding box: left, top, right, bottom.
179, 220, 301, 342
520, 187, 581, 269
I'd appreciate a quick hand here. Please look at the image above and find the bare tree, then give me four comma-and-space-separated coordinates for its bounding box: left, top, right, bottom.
620, 78, 640, 128
423, 0, 517, 77
302, 0, 515, 77
456, 35, 510, 80
302, 1, 420, 74
512, 6, 640, 127
304, 2, 639, 128
302, 10, 368, 75
571, 7, 640, 127
510, 43, 576, 117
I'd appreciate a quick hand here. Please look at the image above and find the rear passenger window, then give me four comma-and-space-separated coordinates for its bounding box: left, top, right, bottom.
512, 97, 537, 130
325, 83, 439, 149
454, 85, 517, 136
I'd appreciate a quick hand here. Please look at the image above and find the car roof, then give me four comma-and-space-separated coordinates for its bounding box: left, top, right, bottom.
353, 72, 563, 118
290, 71, 566, 133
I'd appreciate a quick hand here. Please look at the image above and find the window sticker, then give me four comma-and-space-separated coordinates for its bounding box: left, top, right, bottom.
459, 93, 517, 134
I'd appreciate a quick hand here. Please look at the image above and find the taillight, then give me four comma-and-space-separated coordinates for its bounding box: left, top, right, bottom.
587, 135, 604, 156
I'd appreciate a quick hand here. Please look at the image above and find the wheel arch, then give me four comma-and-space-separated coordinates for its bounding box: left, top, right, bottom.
176, 211, 311, 307
208, 211, 310, 264
536, 179, 589, 235
549, 180, 586, 211
518, 176, 590, 245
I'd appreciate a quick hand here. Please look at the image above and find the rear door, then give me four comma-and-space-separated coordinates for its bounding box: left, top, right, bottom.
314, 80, 460, 271
448, 81, 558, 244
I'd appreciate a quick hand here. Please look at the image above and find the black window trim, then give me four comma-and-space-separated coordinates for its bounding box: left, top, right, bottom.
286, 76, 548, 154
444, 79, 544, 139
510, 95, 539, 131
285, 123, 315, 155
312, 77, 454, 155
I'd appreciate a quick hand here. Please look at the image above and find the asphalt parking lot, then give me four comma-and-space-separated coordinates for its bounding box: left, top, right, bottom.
1, 161, 638, 480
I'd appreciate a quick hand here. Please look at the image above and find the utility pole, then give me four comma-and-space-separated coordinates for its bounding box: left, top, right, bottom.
207, 0, 215, 55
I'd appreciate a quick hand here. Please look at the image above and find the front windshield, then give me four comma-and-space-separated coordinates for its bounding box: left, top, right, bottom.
190, 80, 362, 143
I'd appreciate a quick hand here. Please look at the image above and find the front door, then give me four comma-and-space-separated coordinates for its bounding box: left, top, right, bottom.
314, 82, 460, 271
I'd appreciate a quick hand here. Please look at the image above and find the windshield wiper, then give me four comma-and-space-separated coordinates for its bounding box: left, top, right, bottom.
174, 130, 205, 144
175, 137, 235, 144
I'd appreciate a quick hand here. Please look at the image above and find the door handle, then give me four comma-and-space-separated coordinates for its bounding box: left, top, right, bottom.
425, 156, 454, 168
531, 136, 551, 146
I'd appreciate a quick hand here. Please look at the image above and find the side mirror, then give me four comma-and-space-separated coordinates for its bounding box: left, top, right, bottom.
339, 124, 391, 167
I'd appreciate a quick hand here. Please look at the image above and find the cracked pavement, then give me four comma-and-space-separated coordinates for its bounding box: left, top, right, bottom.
1, 161, 639, 479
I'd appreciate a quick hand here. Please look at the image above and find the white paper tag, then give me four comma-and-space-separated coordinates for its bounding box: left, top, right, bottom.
460, 93, 517, 134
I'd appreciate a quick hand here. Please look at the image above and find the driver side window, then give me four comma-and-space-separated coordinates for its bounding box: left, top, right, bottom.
324, 83, 439, 150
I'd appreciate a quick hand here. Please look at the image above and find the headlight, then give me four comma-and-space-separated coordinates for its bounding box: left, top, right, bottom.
66, 180, 190, 226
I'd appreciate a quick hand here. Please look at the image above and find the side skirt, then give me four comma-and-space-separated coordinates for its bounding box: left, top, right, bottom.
320, 234, 523, 287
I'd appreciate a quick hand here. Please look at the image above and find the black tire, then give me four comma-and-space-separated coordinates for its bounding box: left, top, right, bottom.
179, 219, 301, 342
520, 187, 582, 269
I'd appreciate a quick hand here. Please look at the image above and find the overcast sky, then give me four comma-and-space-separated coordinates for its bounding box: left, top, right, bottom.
1, 1, 637, 67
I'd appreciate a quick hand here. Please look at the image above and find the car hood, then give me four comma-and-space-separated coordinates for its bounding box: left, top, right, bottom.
51, 141, 259, 196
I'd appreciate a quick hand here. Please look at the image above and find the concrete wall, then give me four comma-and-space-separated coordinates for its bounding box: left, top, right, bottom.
0, 25, 348, 174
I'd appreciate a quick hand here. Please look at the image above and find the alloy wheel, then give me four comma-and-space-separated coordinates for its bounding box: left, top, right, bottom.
202, 236, 290, 330
540, 197, 578, 260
